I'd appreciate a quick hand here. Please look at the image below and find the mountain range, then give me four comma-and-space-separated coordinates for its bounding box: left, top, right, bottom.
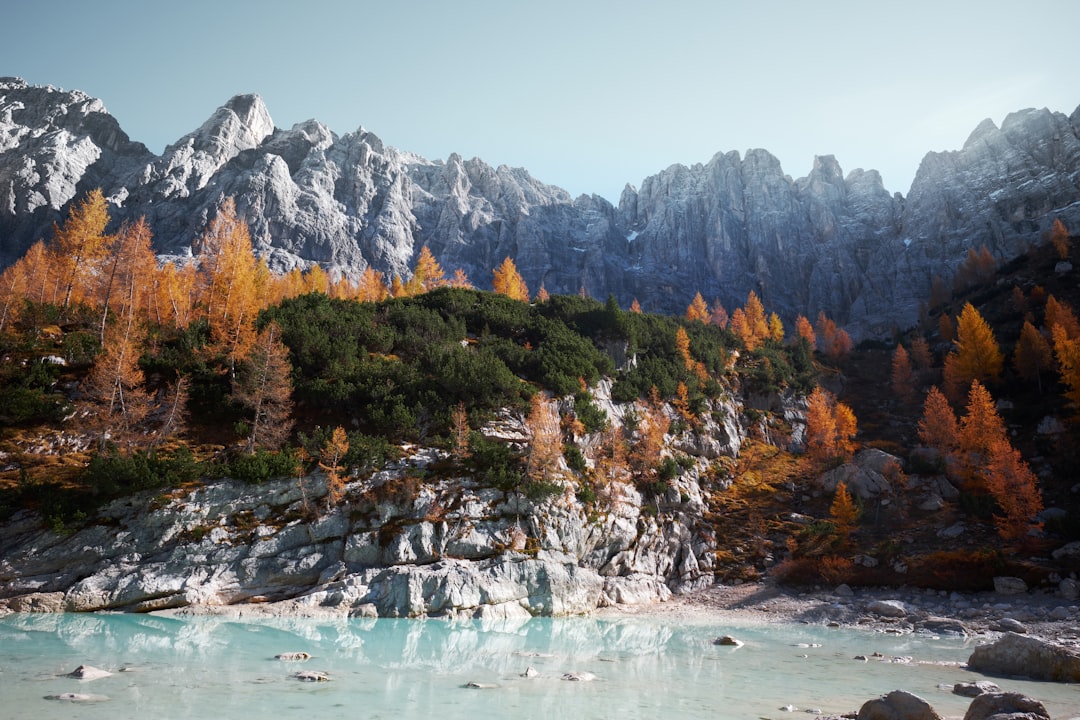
2, 76, 1080, 335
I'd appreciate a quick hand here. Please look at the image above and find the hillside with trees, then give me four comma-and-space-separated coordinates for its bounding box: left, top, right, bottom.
1, 191, 1078, 597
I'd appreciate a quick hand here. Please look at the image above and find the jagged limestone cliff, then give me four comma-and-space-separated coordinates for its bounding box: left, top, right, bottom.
3, 77, 1080, 334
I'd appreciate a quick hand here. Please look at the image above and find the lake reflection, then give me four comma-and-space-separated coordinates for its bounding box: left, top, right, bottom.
0, 613, 1075, 719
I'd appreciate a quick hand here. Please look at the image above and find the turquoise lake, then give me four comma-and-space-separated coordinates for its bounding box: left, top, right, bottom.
1, 613, 1076, 719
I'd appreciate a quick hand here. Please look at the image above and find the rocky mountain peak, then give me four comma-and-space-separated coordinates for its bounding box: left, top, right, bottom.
2, 80, 1079, 336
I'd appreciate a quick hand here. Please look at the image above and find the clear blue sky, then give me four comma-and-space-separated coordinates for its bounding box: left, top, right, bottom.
4, 0, 1078, 202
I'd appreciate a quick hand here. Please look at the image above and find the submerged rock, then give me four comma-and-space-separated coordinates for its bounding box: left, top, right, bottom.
952, 681, 1001, 698
274, 652, 311, 661
561, 672, 598, 682
292, 670, 329, 682
45, 693, 110, 702
66, 664, 112, 680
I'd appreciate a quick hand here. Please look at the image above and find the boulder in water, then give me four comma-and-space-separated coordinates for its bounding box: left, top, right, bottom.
275, 652, 311, 661
857, 689, 941, 720
962, 691, 1049, 720
967, 633, 1080, 682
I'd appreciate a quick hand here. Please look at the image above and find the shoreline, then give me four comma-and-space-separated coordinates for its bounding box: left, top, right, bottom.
593, 579, 1080, 642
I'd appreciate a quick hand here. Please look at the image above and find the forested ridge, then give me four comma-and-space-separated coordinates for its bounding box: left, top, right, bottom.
2, 191, 1079, 589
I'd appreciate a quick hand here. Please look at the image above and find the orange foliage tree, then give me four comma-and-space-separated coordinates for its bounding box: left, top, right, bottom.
685, 292, 709, 323
51, 188, 112, 310
525, 394, 563, 484
1049, 218, 1070, 259
943, 302, 1002, 401
917, 385, 959, 458
319, 426, 349, 511
829, 480, 860, 541
492, 256, 530, 302
815, 311, 852, 363
794, 315, 815, 347
984, 436, 1044, 541
403, 245, 447, 296
805, 386, 857, 465
1013, 320, 1054, 393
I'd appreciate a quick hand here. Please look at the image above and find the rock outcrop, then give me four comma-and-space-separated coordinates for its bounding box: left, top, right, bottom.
3, 77, 1080, 334
0, 441, 721, 618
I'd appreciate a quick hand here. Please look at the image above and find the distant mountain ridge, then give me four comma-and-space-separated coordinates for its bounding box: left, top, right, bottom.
3, 76, 1080, 335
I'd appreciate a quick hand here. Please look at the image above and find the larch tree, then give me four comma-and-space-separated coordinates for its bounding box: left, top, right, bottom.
631, 388, 670, 479
233, 321, 295, 453
302, 263, 330, 296
943, 302, 1003, 401
51, 188, 112, 310
1049, 217, 1070, 259
355, 267, 389, 303
890, 345, 917, 405
709, 300, 729, 328
675, 326, 707, 380
956, 380, 1008, 490
767, 312, 784, 343
82, 279, 152, 453
917, 386, 959, 458
794, 315, 816, 348
0, 252, 29, 332
449, 267, 473, 289
535, 284, 551, 303
96, 217, 156, 343
984, 436, 1044, 541
1013, 320, 1054, 393
197, 198, 262, 370
1051, 323, 1080, 412
629, 298, 643, 314
805, 386, 857, 465
743, 291, 770, 347
404, 245, 447, 296
685, 292, 709, 323
829, 481, 860, 542
1044, 295, 1080, 340
319, 426, 350, 511
153, 261, 198, 329
908, 336, 934, 374
492, 256, 529, 302
451, 401, 471, 461
525, 394, 563, 484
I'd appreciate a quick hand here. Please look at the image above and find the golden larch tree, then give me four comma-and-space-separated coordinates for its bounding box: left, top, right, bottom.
794, 315, 816, 347
52, 188, 112, 310
805, 386, 857, 465
918, 385, 959, 457
355, 267, 389, 303
0, 250, 30, 332
710, 300, 729, 328
685, 292, 709, 323
943, 302, 1002, 400
629, 298, 642, 313
525, 394, 563, 484
1051, 323, 1080, 412
492, 256, 529, 302
1045, 295, 1080, 340
451, 401, 471, 461
829, 480, 860, 541
984, 436, 1043, 541
767, 312, 784, 343
319, 426, 350, 511
404, 245, 447, 296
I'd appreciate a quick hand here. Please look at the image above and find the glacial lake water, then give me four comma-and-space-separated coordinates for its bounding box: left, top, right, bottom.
1, 612, 1077, 719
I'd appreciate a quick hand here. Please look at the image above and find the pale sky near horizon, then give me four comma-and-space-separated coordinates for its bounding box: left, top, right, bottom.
4, 0, 1078, 202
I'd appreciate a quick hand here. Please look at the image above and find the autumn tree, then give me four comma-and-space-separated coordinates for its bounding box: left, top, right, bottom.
525, 394, 563, 484
355, 267, 389, 303
675, 326, 707, 380
319, 426, 349, 511
51, 188, 112, 310
1051, 323, 1080, 412
1049, 218, 1070, 259
0, 250, 30, 332
96, 217, 156, 342
890, 344, 917, 405
1013, 320, 1054, 393
685, 292, 709, 323
449, 267, 473, 289
451, 401, 471, 461
592, 422, 630, 485
629, 298, 642, 314
794, 314, 816, 347
804, 387, 857, 465
909, 336, 933, 375
196, 198, 262, 369
707, 299, 727, 328
631, 387, 670, 479
815, 311, 852, 363
82, 290, 151, 453
492, 256, 530, 302
829, 480, 860, 542
152, 261, 198, 329
1044, 295, 1080, 340
403, 245, 447, 296
917, 385, 959, 458
233, 322, 294, 453
984, 437, 1044, 541
767, 313, 784, 343
154, 375, 190, 449
943, 302, 1003, 401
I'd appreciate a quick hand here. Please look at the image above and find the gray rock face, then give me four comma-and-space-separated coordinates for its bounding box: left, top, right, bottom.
3, 77, 1080, 334
0, 440, 720, 617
